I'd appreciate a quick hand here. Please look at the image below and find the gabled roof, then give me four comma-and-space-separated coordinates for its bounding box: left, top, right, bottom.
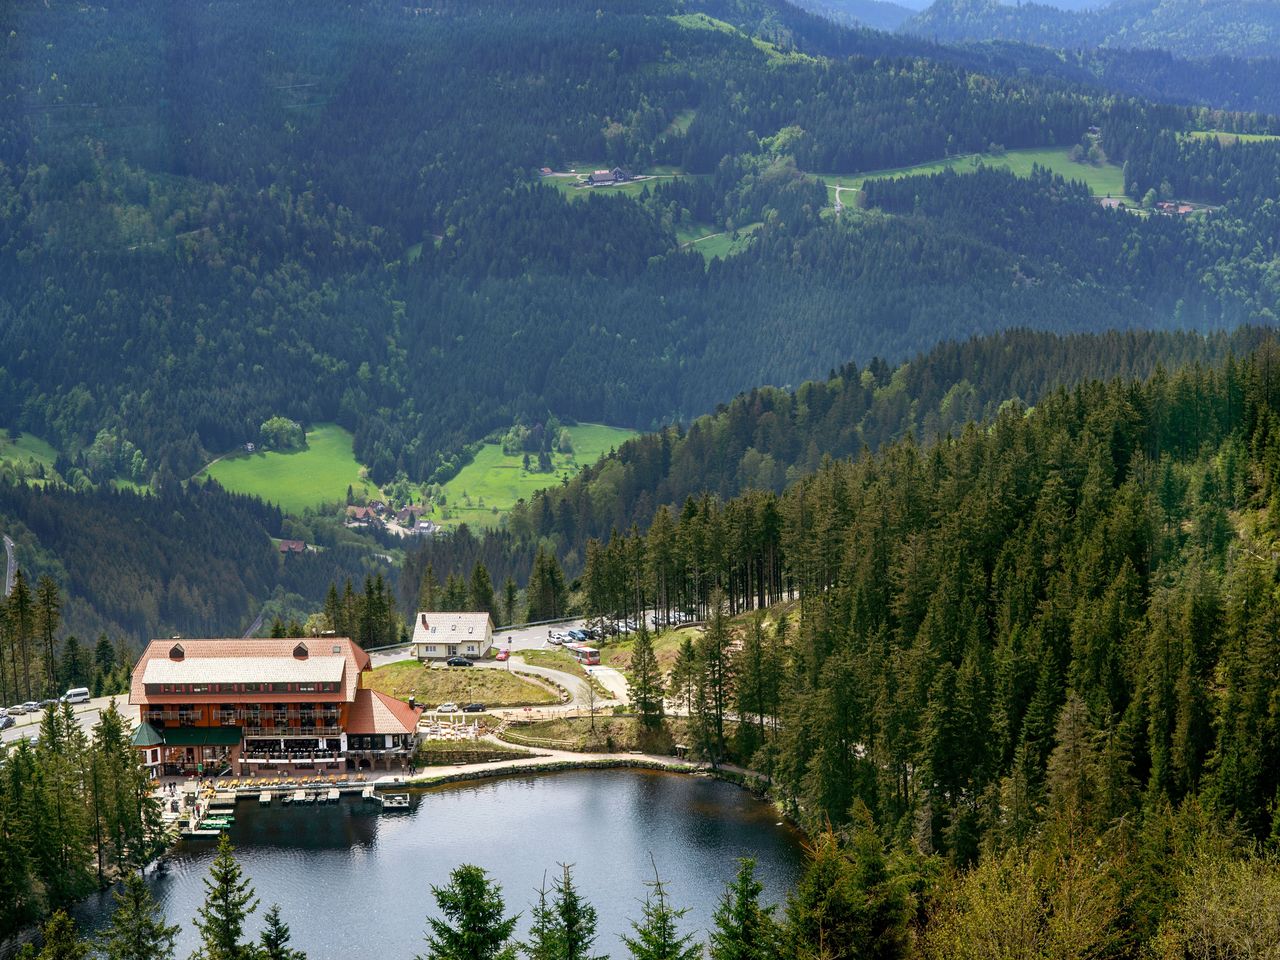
411, 612, 494, 646
346, 689, 422, 736
131, 637, 370, 705
132, 721, 164, 747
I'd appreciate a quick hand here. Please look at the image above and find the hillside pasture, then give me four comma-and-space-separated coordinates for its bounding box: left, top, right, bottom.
820, 146, 1130, 204
201, 423, 382, 514
433, 422, 636, 529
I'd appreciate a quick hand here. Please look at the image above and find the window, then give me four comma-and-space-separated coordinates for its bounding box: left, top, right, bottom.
293, 642, 309, 659
169, 643, 184, 660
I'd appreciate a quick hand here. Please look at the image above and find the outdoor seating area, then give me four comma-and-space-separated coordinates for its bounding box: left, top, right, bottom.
203, 772, 370, 791
419, 718, 481, 741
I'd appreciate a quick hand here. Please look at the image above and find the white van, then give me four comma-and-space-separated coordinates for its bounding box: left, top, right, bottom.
62, 687, 90, 705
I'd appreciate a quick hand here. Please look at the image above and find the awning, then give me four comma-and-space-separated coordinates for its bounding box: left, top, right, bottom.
157, 726, 243, 747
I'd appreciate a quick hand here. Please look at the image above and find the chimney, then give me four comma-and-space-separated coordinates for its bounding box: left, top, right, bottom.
420, 613, 428, 629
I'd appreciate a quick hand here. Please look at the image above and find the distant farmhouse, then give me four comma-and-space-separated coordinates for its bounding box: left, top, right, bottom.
410, 612, 494, 660
277, 539, 306, 555
587, 167, 631, 186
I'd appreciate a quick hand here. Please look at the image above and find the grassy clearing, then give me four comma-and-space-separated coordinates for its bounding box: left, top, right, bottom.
664, 110, 696, 137
0, 431, 59, 484
820, 146, 1130, 203
601, 626, 701, 678
365, 661, 558, 709
433, 422, 635, 529
201, 423, 382, 514
682, 222, 763, 261
504, 715, 703, 753
1187, 131, 1280, 145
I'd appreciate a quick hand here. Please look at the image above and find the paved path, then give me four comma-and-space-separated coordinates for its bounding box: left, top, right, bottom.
588, 665, 630, 704
2, 534, 14, 597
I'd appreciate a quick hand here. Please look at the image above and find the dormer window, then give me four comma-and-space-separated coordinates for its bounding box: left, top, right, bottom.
169, 643, 185, 661
293, 642, 309, 659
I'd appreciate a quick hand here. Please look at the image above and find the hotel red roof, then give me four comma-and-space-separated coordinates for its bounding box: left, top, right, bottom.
346, 688, 423, 736
130, 637, 371, 706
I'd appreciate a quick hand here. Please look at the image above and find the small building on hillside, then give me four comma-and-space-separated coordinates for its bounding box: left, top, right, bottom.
278, 539, 306, 555
410, 612, 494, 661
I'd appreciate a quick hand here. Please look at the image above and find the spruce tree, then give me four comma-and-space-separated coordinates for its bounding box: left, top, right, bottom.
192, 835, 259, 960
258, 904, 306, 960
708, 859, 777, 960
469, 563, 496, 619
34, 910, 89, 960
503, 577, 519, 626
419, 864, 518, 960
621, 866, 700, 960
628, 625, 665, 730
98, 871, 180, 960
523, 865, 604, 960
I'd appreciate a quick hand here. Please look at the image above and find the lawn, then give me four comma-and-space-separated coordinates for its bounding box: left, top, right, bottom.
200, 423, 382, 514
820, 146, 1130, 204
601, 626, 701, 678
365, 661, 558, 709
433, 422, 635, 529
503, 715, 696, 753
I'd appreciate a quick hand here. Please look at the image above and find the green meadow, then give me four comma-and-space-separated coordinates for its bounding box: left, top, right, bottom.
0, 430, 59, 485
201, 423, 383, 514
1187, 130, 1280, 145
678, 221, 763, 261
433, 422, 636, 529
819, 146, 1130, 204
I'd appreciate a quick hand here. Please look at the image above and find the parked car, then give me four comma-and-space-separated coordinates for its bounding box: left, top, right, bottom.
7, 705, 26, 716
0, 716, 13, 731
22, 702, 40, 713
547, 633, 564, 645
495, 649, 510, 662
445, 656, 474, 667
436, 702, 460, 713
462, 703, 485, 713
38, 699, 57, 708
567, 629, 588, 643
62, 687, 90, 704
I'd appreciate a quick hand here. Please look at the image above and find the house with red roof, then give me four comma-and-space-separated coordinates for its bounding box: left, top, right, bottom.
129, 636, 421, 778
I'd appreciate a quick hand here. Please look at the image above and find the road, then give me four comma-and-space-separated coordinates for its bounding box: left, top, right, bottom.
2, 534, 14, 597
1, 695, 139, 746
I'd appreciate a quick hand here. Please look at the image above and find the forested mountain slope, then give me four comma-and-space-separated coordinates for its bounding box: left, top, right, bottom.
3, 0, 1280, 490
908, 0, 1280, 59
568, 343, 1280, 956
0, 481, 391, 645
401, 327, 1270, 594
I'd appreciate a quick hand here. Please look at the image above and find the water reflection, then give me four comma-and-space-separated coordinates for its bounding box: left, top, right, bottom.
72, 770, 804, 960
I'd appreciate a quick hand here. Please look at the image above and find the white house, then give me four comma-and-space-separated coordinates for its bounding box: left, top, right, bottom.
410, 612, 494, 660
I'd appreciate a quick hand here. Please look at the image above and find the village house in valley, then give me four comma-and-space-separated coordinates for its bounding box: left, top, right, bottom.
409, 611, 494, 660
129, 636, 421, 778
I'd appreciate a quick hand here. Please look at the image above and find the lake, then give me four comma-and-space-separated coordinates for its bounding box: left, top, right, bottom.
74, 769, 806, 958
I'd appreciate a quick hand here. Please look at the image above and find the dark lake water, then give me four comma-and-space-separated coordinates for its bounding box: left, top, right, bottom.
73, 769, 806, 959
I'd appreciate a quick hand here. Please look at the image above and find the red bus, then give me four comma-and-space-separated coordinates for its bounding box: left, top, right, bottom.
564, 644, 601, 666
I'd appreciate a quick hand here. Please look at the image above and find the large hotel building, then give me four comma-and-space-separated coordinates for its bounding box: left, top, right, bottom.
129, 636, 422, 777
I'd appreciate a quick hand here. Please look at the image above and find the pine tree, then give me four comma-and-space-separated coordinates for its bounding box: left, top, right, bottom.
419, 865, 518, 960
628, 625, 665, 730
98, 872, 180, 960
621, 865, 700, 960
503, 577, 519, 626
469, 563, 496, 619
34, 910, 89, 960
523, 865, 604, 960
709, 859, 777, 960
192, 835, 259, 960
57, 633, 83, 689
258, 904, 306, 960
34, 576, 61, 697
8, 570, 35, 699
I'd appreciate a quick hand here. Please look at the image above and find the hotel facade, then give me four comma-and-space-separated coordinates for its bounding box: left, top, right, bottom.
130, 636, 422, 777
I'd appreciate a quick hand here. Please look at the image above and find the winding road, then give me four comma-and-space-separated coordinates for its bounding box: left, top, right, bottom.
3, 534, 14, 597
